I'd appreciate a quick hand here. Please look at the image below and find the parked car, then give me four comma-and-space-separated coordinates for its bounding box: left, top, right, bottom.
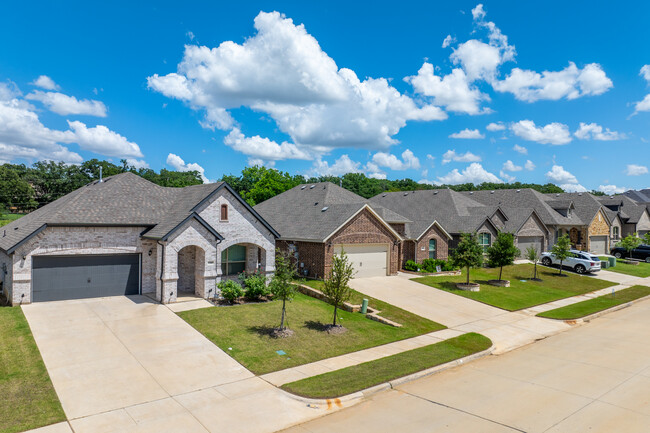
609, 244, 650, 262
540, 249, 602, 274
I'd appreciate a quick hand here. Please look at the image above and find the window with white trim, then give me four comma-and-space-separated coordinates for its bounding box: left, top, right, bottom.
478, 233, 491, 252
428, 239, 437, 259
221, 245, 246, 275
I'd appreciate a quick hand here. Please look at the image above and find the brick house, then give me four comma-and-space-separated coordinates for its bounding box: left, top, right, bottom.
254, 183, 404, 279
0, 172, 278, 305
598, 195, 650, 247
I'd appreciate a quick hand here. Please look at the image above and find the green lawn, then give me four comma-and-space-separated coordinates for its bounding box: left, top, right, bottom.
412, 264, 616, 311
0, 214, 22, 227
0, 308, 65, 433
299, 279, 422, 325
179, 292, 445, 375
601, 259, 650, 278
281, 333, 492, 398
537, 285, 650, 320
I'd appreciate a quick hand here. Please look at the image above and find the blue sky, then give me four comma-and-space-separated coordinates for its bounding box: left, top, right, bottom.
1, 1, 649, 193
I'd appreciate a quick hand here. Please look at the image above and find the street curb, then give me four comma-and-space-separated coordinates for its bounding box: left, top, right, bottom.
540, 293, 650, 324
279, 344, 495, 405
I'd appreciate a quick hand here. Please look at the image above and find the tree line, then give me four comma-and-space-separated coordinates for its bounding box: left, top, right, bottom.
1, 159, 567, 212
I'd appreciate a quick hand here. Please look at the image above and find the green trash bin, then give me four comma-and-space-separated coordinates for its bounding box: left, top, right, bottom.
608, 256, 616, 268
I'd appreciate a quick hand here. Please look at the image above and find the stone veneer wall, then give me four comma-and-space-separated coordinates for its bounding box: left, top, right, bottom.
9, 226, 151, 305
587, 209, 610, 250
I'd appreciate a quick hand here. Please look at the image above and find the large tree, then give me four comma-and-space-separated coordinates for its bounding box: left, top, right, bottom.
0, 165, 37, 211
450, 233, 484, 284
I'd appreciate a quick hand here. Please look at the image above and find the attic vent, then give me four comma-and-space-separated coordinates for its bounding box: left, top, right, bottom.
309, 185, 315, 189
301, 186, 306, 190
469, 191, 474, 194
578, 192, 583, 196
516, 189, 521, 193
382, 194, 386, 197
433, 191, 438, 195
404, 192, 409, 196
314, 202, 318, 206
490, 190, 494, 194
321, 206, 329, 212
556, 193, 560, 197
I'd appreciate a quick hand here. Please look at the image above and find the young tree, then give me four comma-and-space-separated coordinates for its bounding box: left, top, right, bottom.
322, 251, 355, 326
617, 233, 642, 259
486, 232, 520, 281
269, 250, 298, 331
525, 246, 541, 280
551, 234, 571, 275
643, 232, 650, 246
450, 233, 484, 285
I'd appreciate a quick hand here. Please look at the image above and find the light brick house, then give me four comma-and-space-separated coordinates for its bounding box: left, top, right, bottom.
0, 172, 278, 305
255, 183, 404, 279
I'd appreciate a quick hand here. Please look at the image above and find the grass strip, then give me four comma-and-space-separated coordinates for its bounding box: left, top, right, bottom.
281, 332, 492, 399
537, 285, 650, 320
599, 259, 650, 278
413, 264, 615, 311
0, 307, 65, 433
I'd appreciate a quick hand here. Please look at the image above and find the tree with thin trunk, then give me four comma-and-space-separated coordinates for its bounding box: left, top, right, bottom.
450, 233, 484, 284
269, 250, 297, 331
551, 234, 571, 276
643, 232, 650, 246
487, 232, 520, 281
322, 251, 355, 327
617, 233, 642, 260
525, 246, 541, 280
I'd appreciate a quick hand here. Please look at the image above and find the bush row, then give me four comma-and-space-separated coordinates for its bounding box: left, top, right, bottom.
404, 258, 457, 273
217, 271, 270, 303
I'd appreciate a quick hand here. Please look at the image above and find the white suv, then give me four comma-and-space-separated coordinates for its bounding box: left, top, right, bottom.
540, 249, 602, 274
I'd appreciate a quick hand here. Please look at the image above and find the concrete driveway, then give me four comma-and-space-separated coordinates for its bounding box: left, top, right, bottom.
282, 296, 650, 433
349, 274, 570, 353
22, 296, 343, 433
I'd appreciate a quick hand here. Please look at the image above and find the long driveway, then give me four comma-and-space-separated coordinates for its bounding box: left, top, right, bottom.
349, 274, 571, 353
22, 296, 343, 433
283, 296, 650, 433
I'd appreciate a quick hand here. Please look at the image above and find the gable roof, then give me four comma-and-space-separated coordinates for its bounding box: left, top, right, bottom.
253, 182, 405, 242
598, 194, 649, 224
546, 192, 610, 226
624, 189, 650, 203
0, 172, 277, 253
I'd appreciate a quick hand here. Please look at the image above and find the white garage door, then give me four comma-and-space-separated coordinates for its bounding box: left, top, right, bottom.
589, 236, 608, 254
517, 236, 544, 256
334, 244, 388, 278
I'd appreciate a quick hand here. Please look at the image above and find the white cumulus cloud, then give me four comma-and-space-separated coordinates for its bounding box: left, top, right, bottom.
486, 122, 506, 131
574, 122, 624, 141
640, 65, 650, 82
502, 160, 522, 172
512, 144, 527, 154
438, 162, 502, 184
442, 35, 455, 48
30, 75, 60, 91
26, 90, 107, 117
546, 165, 586, 192
598, 185, 626, 195
66, 121, 143, 158
524, 160, 536, 171
442, 149, 482, 164
633, 94, 650, 114
371, 149, 420, 170
494, 62, 612, 102
166, 153, 210, 183
511, 120, 572, 145
625, 164, 648, 176
308, 154, 362, 177
449, 128, 485, 139
499, 170, 516, 183
224, 128, 311, 161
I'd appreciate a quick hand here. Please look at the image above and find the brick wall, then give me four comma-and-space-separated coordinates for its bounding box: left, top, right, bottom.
277, 240, 326, 279
414, 224, 450, 262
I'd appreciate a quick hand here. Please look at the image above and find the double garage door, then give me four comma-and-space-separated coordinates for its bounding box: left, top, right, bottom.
334, 244, 388, 278
517, 236, 544, 256
32, 254, 140, 302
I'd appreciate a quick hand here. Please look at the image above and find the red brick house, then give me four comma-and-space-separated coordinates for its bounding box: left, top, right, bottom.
254, 183, 405, 278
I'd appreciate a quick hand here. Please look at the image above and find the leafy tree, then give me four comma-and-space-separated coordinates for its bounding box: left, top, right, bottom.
525, 246, 541, 280
450, 233, 484, 284
220, 166, 303, 205
486, 232, 520, 281
269, 250, 298, 330
322, 251, 355, 326
0, 165, 37, 211
551, 234, 571, 275
617, 233, 642, 259
643, 232, 650, 246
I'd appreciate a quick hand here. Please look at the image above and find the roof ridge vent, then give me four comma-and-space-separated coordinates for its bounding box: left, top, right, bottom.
556, 193, 560, 197
382, 193, 387, 197
469, 191, 474, 194
433, 190, 438, 195
404, 192, 408, 196
490, 190, 494, 194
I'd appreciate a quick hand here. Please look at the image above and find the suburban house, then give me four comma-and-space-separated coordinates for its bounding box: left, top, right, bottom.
254, 182, 404, 278
598, 195, 650, 243
371, 189, 549, 262
623, 189, 650, 204
0, 172, 279, 305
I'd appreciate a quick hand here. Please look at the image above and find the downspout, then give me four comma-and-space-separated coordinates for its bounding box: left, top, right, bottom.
157, 240, 165, 303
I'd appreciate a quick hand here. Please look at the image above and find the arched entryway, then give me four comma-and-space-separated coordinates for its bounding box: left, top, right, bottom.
177, 245, 206, 296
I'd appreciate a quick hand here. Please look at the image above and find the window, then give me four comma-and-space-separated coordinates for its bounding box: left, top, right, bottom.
613, 226, 619, 239
220, 204, 228, 221
478, 233, 491, 252
567, 208, 572, 218
221, 245, 246, 275
428, 239, 437, 259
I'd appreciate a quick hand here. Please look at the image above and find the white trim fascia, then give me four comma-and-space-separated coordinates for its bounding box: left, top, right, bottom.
416, 220, 453, 241
323, 204, 403, 243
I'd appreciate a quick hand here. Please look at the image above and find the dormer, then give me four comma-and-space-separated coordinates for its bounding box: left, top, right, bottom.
547, 200, 575, 218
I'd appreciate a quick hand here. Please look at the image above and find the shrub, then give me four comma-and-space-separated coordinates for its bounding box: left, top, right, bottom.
240, 272, 269, 300
219, 279, 244, 303
420, 258, 455, 273
404, 260, 420, 271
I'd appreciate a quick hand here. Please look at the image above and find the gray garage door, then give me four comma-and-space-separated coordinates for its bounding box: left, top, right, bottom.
589, 236, 608, 255
32, 254, 140, 302
517, 236, 544, 256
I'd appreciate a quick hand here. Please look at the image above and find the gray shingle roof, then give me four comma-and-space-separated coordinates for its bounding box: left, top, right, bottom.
624, 189, 650, 203
253, 182, 406, 242
545, 192, 606, 226
0, 172, 277, 253
598, 194, 649, 224
370, 189, 496, 238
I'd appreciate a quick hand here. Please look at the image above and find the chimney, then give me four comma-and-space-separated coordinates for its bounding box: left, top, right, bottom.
99, 166, 103, 183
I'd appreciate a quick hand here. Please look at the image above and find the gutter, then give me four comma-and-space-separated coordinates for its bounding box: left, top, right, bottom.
157, 240, 165, 303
